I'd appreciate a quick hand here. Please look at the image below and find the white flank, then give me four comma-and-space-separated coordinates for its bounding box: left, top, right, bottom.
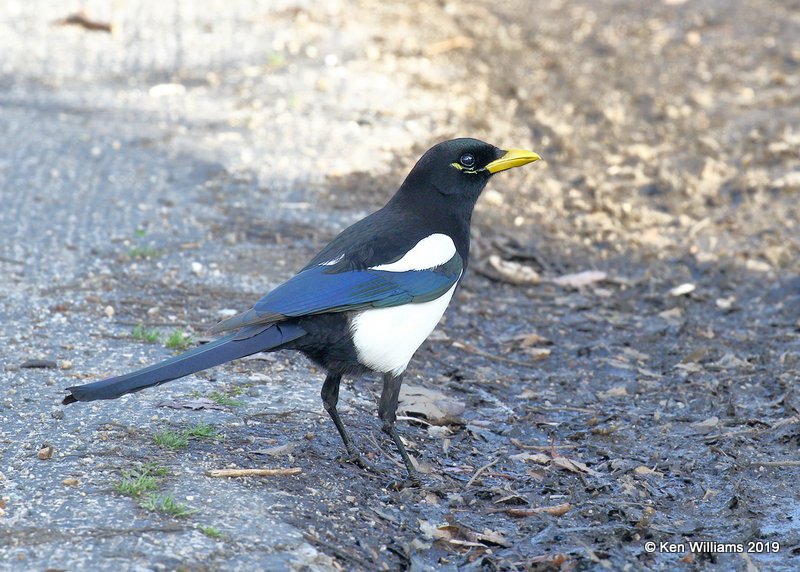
371, 234, 456, 272
351, 282, 458, 376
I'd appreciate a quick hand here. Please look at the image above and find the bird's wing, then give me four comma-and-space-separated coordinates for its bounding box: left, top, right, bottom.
208, 253, 463, 334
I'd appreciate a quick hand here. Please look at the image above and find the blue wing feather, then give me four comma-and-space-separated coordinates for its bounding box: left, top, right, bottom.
207, 253, 463, 334
256, 253, 463, 317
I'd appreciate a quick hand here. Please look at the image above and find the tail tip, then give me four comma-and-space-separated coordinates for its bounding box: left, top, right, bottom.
62, 393, 77, 405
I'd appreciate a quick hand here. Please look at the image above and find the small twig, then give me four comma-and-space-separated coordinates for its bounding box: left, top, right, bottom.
702, 428, 759, 442
511, 438, 578, 450
465, 458, 498, 488
53, 12, 113, 32
750, 460, 800, 467
205, 467, 301, 478
366, 432, 404, 470
396, 415, 434, 426
526, 405, 596, 414
487, 502, 572, 517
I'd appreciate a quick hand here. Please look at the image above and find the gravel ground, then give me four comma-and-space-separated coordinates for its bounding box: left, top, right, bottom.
1, 1, 799, 570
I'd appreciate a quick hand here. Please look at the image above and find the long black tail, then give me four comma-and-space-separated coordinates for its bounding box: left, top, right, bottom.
62, 323, 306, 404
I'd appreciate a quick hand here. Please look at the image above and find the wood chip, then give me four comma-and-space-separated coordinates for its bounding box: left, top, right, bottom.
500, 502, 572, 517
552, 270, 607, 288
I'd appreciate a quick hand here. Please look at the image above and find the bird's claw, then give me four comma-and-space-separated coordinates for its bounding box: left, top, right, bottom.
388, 471, 422, 491
337, 451, 376, 473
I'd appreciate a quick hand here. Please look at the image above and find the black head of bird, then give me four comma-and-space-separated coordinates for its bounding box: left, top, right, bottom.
393, 138, 540, 223
62, 137, 541, 486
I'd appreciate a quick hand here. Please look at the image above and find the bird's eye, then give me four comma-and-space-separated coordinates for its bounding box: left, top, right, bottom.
459, 153, 475, 168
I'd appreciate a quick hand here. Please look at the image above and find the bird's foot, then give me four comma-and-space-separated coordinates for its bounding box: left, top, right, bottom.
387, 470, 423, 491
337, 451, 377, 473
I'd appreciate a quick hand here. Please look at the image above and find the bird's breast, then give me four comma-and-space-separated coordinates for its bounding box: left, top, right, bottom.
349, 283, 458, 376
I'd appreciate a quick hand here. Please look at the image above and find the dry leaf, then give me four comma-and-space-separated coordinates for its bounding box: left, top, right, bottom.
476, 529, 511, 547
487, 255, 541, 285
633, 466, 662, 476
600, 385, 629, 399
507, 332, 552, 346
62, 478, 79, 487
716, 296, 735, 310
659, 307, 684, 321
427, 425, 451, 438
675, 362, 703, 374
713, 353, 750, 369
510, 452, 551, 464
694, 416, 719, 430
552, 456, 601, 477
493, 494, 528, 505
552, 270, 607, 288
252, 442, 297, 456
637, 367, 662, 379
681, 347, 711, 364
527, 348, 552, 360
419, 519, 447, 540
398, 385, 465, 425
636, 506, 656, 528
419, 520, 511, 547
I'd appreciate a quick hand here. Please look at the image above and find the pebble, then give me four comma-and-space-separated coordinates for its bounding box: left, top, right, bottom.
669, 283, 696, 297
37, 445, 54, 460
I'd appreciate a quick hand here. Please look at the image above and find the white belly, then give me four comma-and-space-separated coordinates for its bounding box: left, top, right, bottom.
350, 283, 458, 376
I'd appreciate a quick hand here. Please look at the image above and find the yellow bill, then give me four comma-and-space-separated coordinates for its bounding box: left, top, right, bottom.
485, 148, 541, 174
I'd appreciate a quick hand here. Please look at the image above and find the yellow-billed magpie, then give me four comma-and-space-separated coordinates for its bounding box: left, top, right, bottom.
63, 138, 541, 482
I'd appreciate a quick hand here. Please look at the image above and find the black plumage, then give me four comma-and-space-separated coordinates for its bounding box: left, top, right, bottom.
63, 138, 541, 482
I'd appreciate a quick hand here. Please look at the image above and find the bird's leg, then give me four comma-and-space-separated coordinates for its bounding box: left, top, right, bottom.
379, 372, 420, 484
320, 372, 371, 470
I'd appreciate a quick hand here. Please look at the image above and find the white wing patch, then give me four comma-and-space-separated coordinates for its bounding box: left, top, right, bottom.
319, 253, 344, 266
350, 282, 459, 376
371, 234, 456, 272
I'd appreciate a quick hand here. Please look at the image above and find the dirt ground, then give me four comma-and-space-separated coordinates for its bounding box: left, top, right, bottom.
1, 0, 799, 570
